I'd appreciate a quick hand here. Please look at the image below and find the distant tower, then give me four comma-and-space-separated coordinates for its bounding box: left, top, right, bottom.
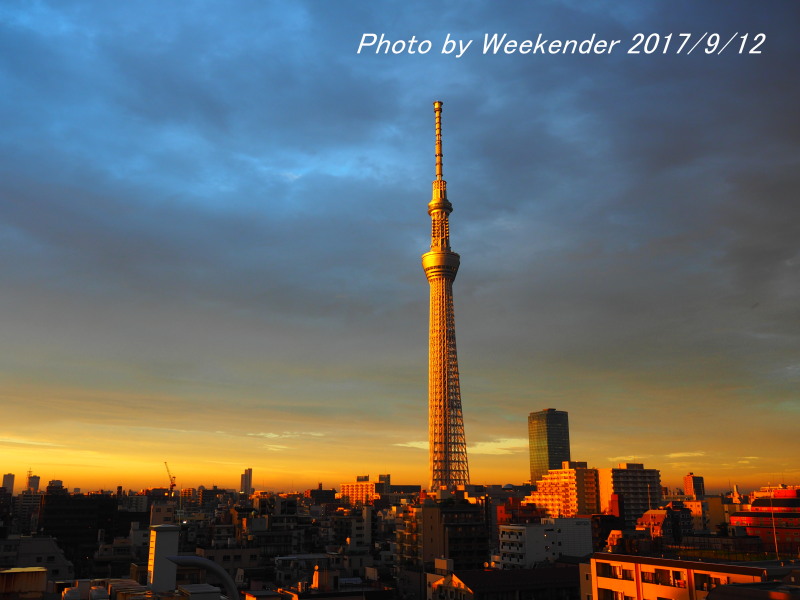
2, 473, 14, 495
528, 409, 571, 484
422, 101, 470, 491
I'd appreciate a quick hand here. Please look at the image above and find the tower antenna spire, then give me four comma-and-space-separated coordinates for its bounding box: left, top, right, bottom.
434, 100, 444, 181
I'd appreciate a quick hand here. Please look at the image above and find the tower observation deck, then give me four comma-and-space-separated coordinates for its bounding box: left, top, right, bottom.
422, 101, 470, 492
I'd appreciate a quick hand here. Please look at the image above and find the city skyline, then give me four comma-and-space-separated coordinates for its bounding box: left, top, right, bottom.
1, 1, 799, 493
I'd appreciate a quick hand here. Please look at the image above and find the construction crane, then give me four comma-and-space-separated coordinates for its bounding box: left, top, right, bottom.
164, 461, 176, 495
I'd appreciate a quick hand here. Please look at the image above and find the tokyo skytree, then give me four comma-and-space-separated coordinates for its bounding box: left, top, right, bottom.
422, 101, 470, 492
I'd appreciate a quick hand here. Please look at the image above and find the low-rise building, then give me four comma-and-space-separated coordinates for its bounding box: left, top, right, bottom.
0, 535, 74, 581
636, 503, 693, 545
730, 489, 800, 555
340, 477, 386, 506
495, 518, 592, 569
429, 564, 580, 600
0, 567, 48, 599
591, 552, 771, 599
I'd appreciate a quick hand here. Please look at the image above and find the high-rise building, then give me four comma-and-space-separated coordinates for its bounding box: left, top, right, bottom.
39, 492, 118, 577
423, 101, 469, 492
2, 473, 14, 495
683, 472, 705, 499
46, 480, 67, 495
14, 490, 43, 534
528, 409, 571, 484
395, 500, 489, 572
528, 461, 599, 517
324, 506, 373, 550
240, 468, 253, 496
26, 472, 40, 493
598, 463, 662, 529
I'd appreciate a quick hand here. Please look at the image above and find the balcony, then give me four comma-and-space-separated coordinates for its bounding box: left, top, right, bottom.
640, 569, 687, 588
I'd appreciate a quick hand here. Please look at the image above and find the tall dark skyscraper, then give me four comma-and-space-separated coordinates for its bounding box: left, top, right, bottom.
528, 408, 571, 484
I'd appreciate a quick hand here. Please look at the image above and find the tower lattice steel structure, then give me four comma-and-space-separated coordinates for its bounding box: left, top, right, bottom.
422, 101, 470, 492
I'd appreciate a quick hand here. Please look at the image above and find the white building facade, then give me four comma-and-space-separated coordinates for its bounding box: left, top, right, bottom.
496, 517, 592, 569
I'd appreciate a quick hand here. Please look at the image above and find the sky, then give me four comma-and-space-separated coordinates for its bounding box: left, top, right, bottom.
1, 0, 798, 495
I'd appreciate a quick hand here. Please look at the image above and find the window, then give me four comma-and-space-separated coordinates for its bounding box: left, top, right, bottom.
673, 571, 686, 588
654, 569, 672, 585
596, 562, 614, 578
